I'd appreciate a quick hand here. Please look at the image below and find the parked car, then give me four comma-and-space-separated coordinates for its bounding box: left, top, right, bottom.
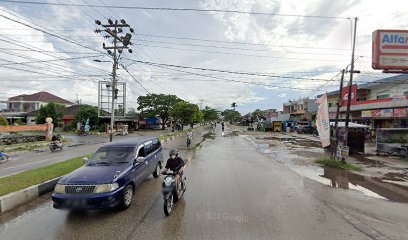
297, 126, 316, 134
52, 137, 163, 211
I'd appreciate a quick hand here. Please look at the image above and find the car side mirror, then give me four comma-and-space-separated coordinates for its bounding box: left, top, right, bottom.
83, 157, 89, 164
135, 156, 145, 164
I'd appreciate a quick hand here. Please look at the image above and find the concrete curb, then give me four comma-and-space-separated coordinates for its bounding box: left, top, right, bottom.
0, 176, 62, 214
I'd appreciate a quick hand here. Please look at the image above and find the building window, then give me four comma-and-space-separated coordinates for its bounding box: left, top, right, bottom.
376, 94, 390, 100
328, 103, 332, 107
404, 91, 408, 96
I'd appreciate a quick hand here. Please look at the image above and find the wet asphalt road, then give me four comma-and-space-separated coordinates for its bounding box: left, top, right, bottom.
1, 130, 407, 240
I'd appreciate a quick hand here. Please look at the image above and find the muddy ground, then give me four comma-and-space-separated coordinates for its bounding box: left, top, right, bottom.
239, 127, 408, 203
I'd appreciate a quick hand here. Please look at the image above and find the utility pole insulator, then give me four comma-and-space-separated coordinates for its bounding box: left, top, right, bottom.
95, 18, 133, 142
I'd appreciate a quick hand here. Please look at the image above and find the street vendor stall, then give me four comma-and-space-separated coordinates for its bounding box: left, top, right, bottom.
330, 122, 369, 154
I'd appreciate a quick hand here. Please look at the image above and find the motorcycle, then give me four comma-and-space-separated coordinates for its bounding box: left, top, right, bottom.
77, 128, 88, 136
0, 152, 9, 164
162, 166, 186, 216
49, 141, 63, 152
186, 135, 192, 147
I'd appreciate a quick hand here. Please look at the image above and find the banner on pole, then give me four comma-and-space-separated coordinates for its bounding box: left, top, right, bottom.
315, 94, 330, 147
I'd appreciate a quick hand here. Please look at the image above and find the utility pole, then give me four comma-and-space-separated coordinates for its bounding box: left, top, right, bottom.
343, 17, 358, 161
95, 19, 134, 142
332, 69, 345, 158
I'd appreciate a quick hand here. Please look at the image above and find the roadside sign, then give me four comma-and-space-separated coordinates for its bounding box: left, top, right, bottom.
372, 30, 408, 70
336, 146, 349, 160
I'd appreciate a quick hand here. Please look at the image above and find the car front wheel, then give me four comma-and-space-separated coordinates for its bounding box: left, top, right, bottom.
153, 163, 161, 178
118, 185, 133, 210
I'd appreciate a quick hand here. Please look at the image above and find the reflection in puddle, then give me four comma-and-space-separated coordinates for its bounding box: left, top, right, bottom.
289, 165, 408, 202
249, 136, 408, 203
315, 167, 408, 202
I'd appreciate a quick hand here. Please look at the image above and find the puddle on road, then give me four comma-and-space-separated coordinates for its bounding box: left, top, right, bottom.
255, 136, 321, 148
256, 136, 297, 142
249, 136, 408, 203
293, 165, 408, 202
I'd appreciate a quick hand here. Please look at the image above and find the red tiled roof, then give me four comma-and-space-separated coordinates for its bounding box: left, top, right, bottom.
8, 91, 73, 105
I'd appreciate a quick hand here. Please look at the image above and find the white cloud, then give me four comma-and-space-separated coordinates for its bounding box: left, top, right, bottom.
1, 0, 408, 113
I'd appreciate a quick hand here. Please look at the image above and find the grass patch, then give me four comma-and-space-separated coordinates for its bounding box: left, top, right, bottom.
0, 154, 91, 197
315, 158, 362, 171
157, 125, 210, 141
401, 157, 408, 162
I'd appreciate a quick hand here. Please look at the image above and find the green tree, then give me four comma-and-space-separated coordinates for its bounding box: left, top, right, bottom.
0, 116, 7, 126
126, 107, 139, 118
222, 109, 242, 123
137, 94, 182, 129
193, 109, 204, 125
251, 109, 264, 118
74, 105, 99, 129
14, 119, 24, 125
170, 102, 200, 127
201, 106, 219, 122
36, 102, 65, 127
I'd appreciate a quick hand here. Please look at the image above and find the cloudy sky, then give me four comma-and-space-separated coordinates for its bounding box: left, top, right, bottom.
0, 0, 407, 114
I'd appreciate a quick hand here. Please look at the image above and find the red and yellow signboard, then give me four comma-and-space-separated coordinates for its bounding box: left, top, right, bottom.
373, 30, 408, 70
394, 108, 407, 117
341, 84, 358, 106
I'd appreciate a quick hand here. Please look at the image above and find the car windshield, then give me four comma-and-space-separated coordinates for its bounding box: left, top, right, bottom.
88, 146, 134, 165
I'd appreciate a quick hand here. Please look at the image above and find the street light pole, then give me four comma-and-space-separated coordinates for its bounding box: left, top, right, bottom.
343, 17, 358, 161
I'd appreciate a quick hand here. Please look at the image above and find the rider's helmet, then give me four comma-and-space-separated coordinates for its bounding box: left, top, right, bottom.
169, 149, 178, 157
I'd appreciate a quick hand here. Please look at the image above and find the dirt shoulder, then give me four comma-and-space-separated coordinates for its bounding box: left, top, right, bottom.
236, 126, 408, 202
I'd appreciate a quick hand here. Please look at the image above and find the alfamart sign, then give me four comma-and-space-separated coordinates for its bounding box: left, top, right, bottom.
372, 30, 408, 70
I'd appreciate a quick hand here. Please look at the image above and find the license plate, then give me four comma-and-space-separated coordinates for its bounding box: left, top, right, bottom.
65, 199, 87, 207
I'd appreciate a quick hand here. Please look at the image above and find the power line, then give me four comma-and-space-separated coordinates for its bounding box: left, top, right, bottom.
120, 64, 151, 94
0, 12, 103, 54
134, 43, 349, 62
0, 36, 110, 76
0, 1, 350, 19
0, 48, 100, 54
307, 71, 343, 97
0, 49, 94, 76
141, 60, 317, 91
130, 34, 195, 96
134, 33, 351, 51
135, 39, 352, 56
127, 59, 341, 82
0, 54, 102, 66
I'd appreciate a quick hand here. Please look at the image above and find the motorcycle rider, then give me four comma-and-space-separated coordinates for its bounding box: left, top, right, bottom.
51, 134, 62, 147
186, 130, 193, 146
162, 149, 185, 193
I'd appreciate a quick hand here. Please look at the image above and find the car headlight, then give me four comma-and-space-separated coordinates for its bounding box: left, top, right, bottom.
54, 184, 65, 194
93, 183, 119, 193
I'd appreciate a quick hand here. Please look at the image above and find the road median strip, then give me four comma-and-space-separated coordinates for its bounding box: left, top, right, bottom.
0, 154, 90, 214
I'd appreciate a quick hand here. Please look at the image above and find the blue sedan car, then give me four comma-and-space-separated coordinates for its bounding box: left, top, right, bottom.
52, 137, 163, 211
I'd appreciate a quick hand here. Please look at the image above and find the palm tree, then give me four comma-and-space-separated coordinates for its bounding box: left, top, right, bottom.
231, 102, 237, 111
